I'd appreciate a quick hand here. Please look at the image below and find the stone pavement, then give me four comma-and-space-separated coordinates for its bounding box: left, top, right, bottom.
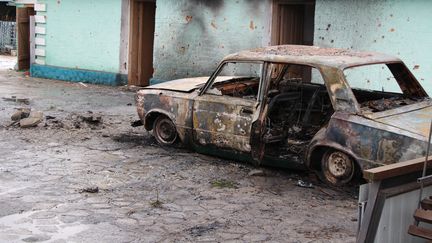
0, 70, 357, 242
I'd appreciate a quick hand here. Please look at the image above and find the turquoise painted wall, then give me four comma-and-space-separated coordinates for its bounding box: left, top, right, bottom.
314, 0, 432, 95
153, 0, 272, 81
40, 0, 122, 73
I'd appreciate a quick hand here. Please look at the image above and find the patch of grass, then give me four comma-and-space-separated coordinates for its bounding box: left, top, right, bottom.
210, 179, 238, 189
150, 200, 164, 208
150, 189, 164, 208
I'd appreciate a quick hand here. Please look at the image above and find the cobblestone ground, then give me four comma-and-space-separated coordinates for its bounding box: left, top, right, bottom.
0, 69, 358, 242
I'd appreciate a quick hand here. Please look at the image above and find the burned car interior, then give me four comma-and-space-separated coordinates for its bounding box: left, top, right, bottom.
262, 64, 333, 162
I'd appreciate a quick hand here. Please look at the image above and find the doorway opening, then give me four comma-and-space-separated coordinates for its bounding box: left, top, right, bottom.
271, 0, 315, 82
271, 0, 315, 46
128, 0, 156, 86
17, 7, 34, 70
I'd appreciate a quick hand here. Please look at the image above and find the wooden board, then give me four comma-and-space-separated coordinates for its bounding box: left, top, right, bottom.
363, 157, 431, 182
128, 0, 156, 86
17, 7, 35, 70
414, 209, 432, 224
408, 225, 432, 240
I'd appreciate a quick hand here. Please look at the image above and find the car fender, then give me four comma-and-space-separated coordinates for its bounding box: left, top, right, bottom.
306, 126, 365, 171
144, 108, 176, 130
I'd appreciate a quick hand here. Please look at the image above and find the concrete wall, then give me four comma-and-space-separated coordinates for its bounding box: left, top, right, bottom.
39, 0, 122, 73
152, 0, 272, 82
314, 0, 432, 95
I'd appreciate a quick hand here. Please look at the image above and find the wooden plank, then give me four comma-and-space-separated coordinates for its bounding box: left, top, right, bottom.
408, 225, 432, 240
34, 15, 46, 23
414, 209, 432, 224
17, 7, 32, 70
363, 157, 431, 182
35, 37, 45, 46
35, 26, 46, 34
34, 4, 46, 12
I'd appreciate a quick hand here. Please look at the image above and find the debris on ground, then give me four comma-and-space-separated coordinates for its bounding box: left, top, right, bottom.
79, 186, 99, 193
79, 112, 102, 126
131, 120, 143, 127
188, 221, 222, 237
19, 111, 44, 128
248, 169, 265, 177
78, 82, 88, 87
210, 179, 238, 189
11, 108, 31, 121
296, 179, 314, 189
2, 96, 30, 105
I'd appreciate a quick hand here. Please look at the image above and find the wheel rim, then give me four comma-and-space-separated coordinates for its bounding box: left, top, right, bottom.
322, 150, 354, 185
155, 118, 177, 144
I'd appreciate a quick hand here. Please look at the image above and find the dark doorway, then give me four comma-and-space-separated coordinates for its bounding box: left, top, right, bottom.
17, 7, 34, 70
272, 1, 315, 82
272, 0, 315, 46
128, 0, 156, 86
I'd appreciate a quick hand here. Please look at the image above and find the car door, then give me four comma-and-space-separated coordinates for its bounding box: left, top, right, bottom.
192, 61, 264, 154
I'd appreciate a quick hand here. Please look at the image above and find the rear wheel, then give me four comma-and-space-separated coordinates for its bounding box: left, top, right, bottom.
153, 116, 178, 146
320, 149, 355, 186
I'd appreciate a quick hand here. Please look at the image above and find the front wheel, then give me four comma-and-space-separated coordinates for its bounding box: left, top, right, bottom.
153, 116, 178, 146
320, 149, 355, 186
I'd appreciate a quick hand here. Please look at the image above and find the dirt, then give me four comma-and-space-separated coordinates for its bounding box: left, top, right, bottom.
0, 67, 358, 242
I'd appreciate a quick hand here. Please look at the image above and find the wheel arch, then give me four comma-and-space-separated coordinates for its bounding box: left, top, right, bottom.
144, 109, 176, 131
307, 143, 361, 173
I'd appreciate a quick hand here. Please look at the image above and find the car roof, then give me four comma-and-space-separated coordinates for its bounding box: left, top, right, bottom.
222, 45, 401, 69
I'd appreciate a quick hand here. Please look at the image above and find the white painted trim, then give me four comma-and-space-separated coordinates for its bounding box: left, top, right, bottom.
14, 0, 38, 4
34, 15, 46, 23
34, 3, 46, 12
35, 26, 46, 34
119, 0, 130, 75
35, 48, 45, 57
35, 37, 45, 46
30, 16, 35, 64
35, 59, 46, 65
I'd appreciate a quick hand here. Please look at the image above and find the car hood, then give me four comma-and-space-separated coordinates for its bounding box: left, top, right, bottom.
145, 76, 240, 92
372, 102, 432, 138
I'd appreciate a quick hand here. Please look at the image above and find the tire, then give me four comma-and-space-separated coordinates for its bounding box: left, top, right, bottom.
152, 116, 178, 146
320, 149, 355, 186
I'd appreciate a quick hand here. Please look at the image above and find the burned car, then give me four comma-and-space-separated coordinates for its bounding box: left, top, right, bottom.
135, 45, 431, 185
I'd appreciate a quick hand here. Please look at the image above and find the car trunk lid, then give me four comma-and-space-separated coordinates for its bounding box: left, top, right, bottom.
371, 102, 432, 137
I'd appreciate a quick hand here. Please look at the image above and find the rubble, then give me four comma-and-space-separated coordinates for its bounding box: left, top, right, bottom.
2, 96, 30, 105
19, 111, 44, 128
11, 108, 31, 121
248, 169, 265, 177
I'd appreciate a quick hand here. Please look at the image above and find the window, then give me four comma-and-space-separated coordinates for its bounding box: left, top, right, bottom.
205, 62, 263, 100
344, 64, 402, 93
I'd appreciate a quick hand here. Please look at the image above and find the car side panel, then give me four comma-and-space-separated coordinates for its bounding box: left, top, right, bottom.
307, 112, 428, 171
136, 89, 196, 145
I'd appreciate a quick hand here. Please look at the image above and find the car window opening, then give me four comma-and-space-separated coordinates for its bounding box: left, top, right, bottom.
263, 63, 333, 162
344, 63, 428, 113
206, 62, 262, 100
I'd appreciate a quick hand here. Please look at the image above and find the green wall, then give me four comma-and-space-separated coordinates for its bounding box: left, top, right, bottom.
152, 0, 272, 82
314, 0, 432, 95
41, 0, 122, 73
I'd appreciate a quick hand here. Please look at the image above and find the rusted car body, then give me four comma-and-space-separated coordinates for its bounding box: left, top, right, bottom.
135, 45, 431, 185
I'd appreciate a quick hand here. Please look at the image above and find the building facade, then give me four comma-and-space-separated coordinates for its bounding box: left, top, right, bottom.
11, 0, 432, 95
